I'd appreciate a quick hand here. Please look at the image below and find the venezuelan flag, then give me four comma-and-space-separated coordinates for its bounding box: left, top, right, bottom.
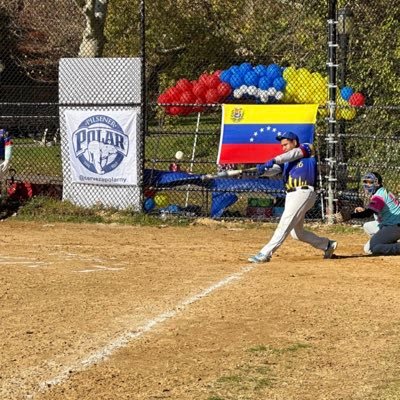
217, 104, 318, 164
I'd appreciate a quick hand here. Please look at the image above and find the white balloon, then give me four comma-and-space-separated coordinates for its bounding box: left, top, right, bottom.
260, 93, 269, 103
247, 86, 257, 96
267, 87, 277, 96
240, 85, 248, 91
233, 89, 242, 98
275, 91, 284, 100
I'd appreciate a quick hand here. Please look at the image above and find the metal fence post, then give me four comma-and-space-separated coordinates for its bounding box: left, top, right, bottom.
140, 0, 147, 212
326, 0, 338, 223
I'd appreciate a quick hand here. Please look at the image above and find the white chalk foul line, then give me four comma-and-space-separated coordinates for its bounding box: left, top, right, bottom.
32, 264, 256, 397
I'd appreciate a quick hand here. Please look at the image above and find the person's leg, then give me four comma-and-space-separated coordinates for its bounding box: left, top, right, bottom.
290, 191, 330, 250
370, 225, 400, 255
363, 220, 379, 237
256, 190, 317, 258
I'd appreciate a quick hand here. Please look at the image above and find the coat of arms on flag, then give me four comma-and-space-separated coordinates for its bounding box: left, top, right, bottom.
217, 104, 319, 164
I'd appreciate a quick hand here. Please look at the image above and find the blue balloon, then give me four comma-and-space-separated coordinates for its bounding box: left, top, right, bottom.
230, 73, 244, 89
266, 63, 282, 80
244, 70, 259, 86
254, 64, 268, 76
341, 86, 353, 101
229, 65, 242, 76
273, 77, 286, 91
144, 197, 155, 212
220, 70, 232, 83
239, 62, 253, 74
259, 76, 271, 90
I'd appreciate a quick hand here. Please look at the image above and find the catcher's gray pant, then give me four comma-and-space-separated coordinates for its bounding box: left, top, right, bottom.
365, 225, 400, 255
259, 187, 330, 258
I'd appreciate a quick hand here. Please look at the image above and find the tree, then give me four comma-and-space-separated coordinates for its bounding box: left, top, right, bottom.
74, 0, 110, 57
0, 0, 83, 83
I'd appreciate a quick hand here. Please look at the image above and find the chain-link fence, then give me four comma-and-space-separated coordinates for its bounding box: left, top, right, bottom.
0, 0, 398, 221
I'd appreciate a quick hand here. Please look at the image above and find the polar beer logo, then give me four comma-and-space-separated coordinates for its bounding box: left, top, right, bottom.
72, 115, 129, 174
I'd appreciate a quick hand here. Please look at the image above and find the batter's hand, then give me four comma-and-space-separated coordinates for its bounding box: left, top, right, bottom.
256, 159, 275, 176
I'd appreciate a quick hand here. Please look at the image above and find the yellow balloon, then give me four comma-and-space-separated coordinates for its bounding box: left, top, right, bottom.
295, 87, 312, 103
311, 72, 325, 84
285, 83, 296, 95
154, 193, 169, 208
282, 66, 297, 81
318, 107, 328, 117
312, 90, 327, 105
341, 107, 357, 120
282, 92, 295, 103
296, 68, 312, 85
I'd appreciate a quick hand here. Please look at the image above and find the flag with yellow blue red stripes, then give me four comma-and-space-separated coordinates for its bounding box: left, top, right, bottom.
217, 104, 318, 164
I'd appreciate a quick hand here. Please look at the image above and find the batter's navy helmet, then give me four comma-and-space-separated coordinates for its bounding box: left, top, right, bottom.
276, 131, 299, 144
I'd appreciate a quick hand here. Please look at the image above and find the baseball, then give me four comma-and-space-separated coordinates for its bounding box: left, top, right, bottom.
175, 151, 183, 160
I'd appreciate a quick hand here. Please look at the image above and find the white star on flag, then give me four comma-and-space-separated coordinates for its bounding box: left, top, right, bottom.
249, 125, 282, 142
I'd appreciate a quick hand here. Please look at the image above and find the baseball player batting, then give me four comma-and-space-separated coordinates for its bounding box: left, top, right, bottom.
248, 131, 337, 263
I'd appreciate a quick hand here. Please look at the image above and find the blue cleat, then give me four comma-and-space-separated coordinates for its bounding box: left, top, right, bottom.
248, 252, 271, 263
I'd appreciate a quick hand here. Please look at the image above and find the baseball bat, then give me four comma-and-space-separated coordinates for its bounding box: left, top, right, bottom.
202, 167, 257, 180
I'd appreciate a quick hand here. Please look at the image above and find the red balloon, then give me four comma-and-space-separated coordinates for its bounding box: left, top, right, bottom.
157, 93, 171, 104
193, 98, 206, 112
180, 91, 196, 104
176, 78, 192, 93
217, 82, 232, 98
144, 188, 156, 198
166, 86, 181, 101
205, 74, 221, 88
213, 69, 222, 77
198, 73, 209, 87
205, 88, 219, 103
192, 82, 207, 98
168, 106, 184, 115
348, 92, 365, 107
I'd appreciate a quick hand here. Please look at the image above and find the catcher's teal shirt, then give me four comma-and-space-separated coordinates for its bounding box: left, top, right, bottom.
369, 187, 400, 227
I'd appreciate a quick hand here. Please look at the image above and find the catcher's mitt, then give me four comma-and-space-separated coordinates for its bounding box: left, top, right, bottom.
333, 208, 352, 223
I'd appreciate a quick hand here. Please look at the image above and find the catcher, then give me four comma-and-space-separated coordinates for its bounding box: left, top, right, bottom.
248, 131, 337, 263
346, 172, 400, 255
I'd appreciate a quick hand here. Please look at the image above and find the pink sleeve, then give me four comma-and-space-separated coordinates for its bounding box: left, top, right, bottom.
369, 195, 385, 212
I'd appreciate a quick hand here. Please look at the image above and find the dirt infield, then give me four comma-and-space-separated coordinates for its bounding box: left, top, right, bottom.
1, 220, 400, 400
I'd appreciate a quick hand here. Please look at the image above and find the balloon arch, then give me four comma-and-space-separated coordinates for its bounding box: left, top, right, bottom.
157, 62, 365, 120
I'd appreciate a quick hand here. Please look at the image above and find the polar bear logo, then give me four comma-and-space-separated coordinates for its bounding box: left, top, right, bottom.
86, 141, 118, 174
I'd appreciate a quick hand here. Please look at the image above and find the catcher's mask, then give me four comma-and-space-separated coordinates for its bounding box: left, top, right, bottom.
362, 172, 382, 194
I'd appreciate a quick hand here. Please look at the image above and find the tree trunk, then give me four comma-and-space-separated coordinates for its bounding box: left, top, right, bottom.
76, 0, 109, 57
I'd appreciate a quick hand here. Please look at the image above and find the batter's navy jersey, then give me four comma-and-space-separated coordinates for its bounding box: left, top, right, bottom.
279, 143, 317, 189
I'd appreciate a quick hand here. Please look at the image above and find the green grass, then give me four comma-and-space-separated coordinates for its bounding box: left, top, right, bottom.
207, 342, 314, 398
12, 196, 191, 226
12, 142, 62, 177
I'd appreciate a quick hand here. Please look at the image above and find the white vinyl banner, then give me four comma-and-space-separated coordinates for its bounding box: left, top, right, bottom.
59, 57, 142, 210
64, 110, 138, 186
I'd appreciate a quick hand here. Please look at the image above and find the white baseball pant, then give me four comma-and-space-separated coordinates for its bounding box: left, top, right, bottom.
259, 187, 329, 257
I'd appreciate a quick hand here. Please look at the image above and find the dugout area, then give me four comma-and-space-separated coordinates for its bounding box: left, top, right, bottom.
1, 220, 400, 399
